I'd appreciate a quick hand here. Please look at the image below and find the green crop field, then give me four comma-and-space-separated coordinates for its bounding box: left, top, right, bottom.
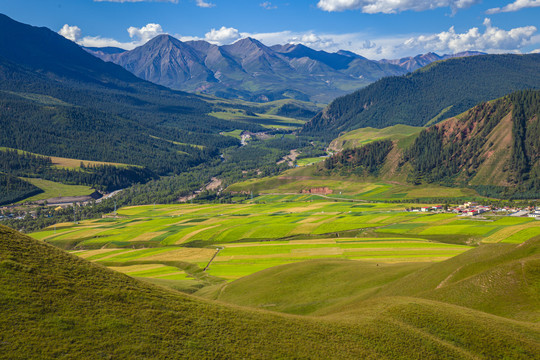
296, 157, 326, 166
18, 178, 95, 202
30, 199, 540, 287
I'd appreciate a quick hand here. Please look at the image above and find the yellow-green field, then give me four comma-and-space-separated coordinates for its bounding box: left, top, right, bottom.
296, 157, 326, 166
328, 124, 424, 151
1, 146, 133, 169
30, 200, 540, 287
18, 177, 94, 202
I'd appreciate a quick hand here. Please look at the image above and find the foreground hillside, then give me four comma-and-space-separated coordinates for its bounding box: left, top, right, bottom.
202, 238, 540, 323
303, 53, 540, 140
2, 225, 539, 358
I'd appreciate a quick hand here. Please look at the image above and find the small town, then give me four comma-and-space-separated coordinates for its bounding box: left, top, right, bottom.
409, 202, 540, 218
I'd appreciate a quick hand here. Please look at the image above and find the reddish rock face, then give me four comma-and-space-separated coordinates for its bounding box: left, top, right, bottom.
302, 187, 333, 195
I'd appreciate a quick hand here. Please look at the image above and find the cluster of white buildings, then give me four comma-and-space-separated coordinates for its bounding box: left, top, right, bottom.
409, 202, 540, 218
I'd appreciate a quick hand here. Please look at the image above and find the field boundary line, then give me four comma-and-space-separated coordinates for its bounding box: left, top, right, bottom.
204, 246, 224, 272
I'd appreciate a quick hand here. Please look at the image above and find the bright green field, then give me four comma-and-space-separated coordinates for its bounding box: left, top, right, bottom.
30, 200, 540, 285
328, 124, 424, 151
18, 177, 94, 202
296, 157, 326, 166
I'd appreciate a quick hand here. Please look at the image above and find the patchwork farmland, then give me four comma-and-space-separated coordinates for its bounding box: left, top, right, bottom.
31, 198, 540, 290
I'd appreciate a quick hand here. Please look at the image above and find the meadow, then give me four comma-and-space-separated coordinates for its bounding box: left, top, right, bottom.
5, 225, 538, 359
1, 146, 133, 169
18, 177, 95, 202
328, 124, 424, 151
30, 198, 540, 289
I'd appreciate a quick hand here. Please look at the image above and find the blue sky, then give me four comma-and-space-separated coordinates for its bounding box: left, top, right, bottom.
2, 0, 539, 59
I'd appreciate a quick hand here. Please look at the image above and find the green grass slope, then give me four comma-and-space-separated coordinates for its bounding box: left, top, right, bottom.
2, 225, 539, 358
328, 124, 424, 151
197, 260, 427, 315
373, 237, 540, 322
201, 238, 540, 323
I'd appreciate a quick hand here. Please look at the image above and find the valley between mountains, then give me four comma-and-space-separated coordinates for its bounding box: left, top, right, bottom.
0, 12, 539, 360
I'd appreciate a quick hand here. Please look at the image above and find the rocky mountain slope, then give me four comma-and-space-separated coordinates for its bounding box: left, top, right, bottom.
86, 35, 485, 104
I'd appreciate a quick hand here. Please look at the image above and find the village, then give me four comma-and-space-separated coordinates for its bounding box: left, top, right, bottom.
409, 202, 540, 219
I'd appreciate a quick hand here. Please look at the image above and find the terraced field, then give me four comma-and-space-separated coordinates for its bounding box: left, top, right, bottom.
31, 199, 540, 288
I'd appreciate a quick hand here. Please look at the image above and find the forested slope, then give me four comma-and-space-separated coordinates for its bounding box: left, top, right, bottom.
304, 54, 540, 140
319, 90, 540, 198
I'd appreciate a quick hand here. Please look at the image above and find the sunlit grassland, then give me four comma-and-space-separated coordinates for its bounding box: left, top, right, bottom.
29, 199, 540, 286
1, 146, 133, 169
296, 157, 326, 166
17, 177, 94, 202
6, 224, 539, 359
210, 110, 305, 130
329, 124, 424, 151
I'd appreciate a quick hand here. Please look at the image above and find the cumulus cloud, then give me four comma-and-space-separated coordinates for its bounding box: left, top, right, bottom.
127, 23, 165, 43
487, 0, 540, 14
260, 1, 277, 9
196, 0, 215, 7
59, 19, 540, 60
58, 23, 166, 50
59, 24, 82, 42
402, 18, 537, 54
317, 0, 480, 13
204, 27, 242, 44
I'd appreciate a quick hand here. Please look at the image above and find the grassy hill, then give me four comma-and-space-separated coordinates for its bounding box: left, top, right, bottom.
198, 236, 540, 322
328, 124, 424, 151
2, 224, 540, 358
303, 53, 540, 140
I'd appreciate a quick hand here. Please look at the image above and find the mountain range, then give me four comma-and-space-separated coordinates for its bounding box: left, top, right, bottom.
379, 51, 486, 71
85, 35, 483, 103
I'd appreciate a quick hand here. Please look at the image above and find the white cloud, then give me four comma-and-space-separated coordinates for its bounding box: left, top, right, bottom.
402, 18, 537, 55
127, 23, 165, 43
205, 26, 242, 44
59, 24, 82, 42
532, 49, 540, 53
58, 23, 166, 50
316, 0, 480, 13
60, 19, 540, 60
487, 0, 540, 14
260, 1, 277, 9
196, 0, 215, 8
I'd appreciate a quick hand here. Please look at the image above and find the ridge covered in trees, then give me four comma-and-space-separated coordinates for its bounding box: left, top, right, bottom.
303, 54, 540, 140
